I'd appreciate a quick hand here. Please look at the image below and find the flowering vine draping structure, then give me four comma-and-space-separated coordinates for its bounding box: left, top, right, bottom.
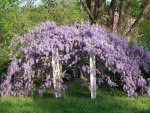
0, 21, 150, 98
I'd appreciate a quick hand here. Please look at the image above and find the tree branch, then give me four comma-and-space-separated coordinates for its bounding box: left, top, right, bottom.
80, 0, 94, 21
121, 2, 135, 34
76, 65, 90, 90
126, 0, 150, 37
125, 2, 135, 17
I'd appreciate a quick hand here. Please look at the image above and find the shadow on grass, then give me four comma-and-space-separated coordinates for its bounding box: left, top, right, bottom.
66, 84, 90, 98
0, 84, 150, 113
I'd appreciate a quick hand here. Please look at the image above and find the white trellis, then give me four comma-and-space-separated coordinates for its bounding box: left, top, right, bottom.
52, 47, 97, 99
90, 53, 96, 99
52, 48, 61, 98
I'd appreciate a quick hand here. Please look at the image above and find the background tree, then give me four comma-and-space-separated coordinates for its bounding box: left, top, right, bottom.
22, 0, 36, 7
80, 0, 150, 40
42, 0, 87, 25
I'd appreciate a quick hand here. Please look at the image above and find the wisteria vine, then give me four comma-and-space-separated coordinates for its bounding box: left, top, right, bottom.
0, 21, 150, 98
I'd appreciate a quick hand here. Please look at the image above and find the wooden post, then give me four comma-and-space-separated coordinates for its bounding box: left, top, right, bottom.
90, 53, 96, 99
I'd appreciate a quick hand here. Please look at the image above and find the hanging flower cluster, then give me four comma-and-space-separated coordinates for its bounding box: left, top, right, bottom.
0, 21, 150, 98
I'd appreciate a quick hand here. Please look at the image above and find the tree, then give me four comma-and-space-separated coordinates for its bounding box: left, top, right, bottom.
42, 0, 57, 8
41, 0, 87, 25
127, 0, 150, 36
0, 0, 20, 43
22, 0, 36, 7
80, 0, 150, 40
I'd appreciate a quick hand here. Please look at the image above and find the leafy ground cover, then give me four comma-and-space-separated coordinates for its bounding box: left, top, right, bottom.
0, 81, 150, 113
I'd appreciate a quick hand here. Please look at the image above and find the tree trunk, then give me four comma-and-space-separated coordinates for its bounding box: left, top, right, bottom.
108, 0, 116, 32
96, 0, 107, 25
80, 0, 149, 40
97, 0, 106, 17
117, 0, 126, 34
90, 53, 96, 99
90, 0, 95, 15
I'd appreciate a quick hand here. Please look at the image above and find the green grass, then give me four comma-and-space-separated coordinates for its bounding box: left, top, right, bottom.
0, 83, 150, 113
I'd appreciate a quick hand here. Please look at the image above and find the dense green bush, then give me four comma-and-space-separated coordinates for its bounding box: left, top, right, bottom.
0, 44, 12, 77
138, 16, 150, 49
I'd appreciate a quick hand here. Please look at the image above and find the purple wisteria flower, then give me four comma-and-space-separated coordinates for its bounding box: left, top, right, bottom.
0, 21, 150, 98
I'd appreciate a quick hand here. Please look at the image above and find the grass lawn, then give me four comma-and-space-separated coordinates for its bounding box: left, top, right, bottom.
0, 81, 150, 113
